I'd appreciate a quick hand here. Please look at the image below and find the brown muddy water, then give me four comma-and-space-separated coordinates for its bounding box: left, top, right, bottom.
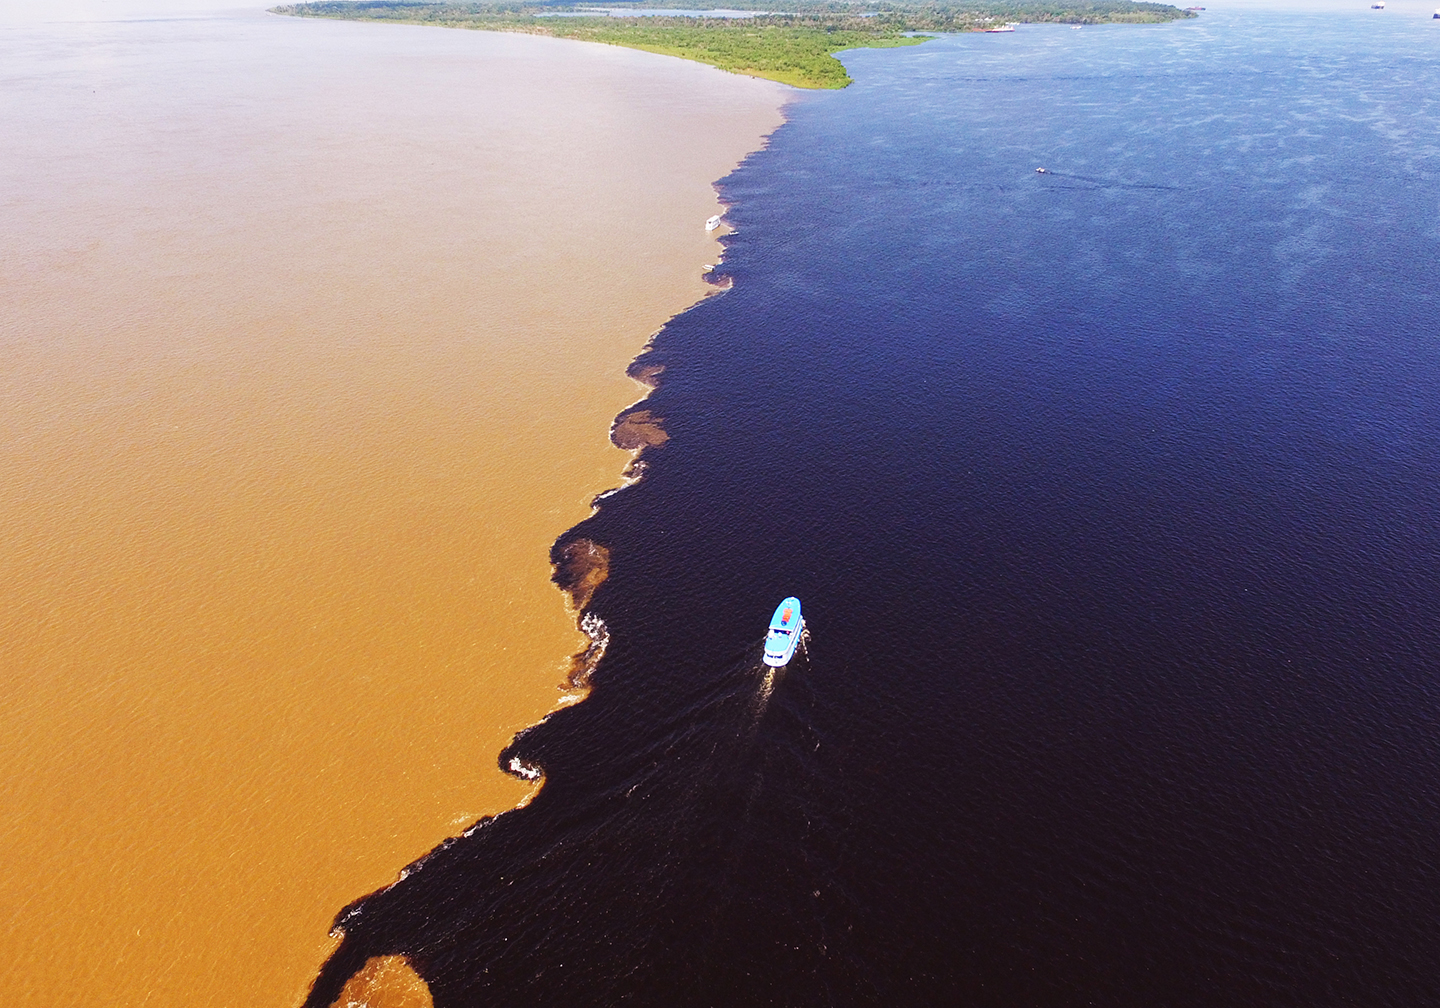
0, 5, 785, 1005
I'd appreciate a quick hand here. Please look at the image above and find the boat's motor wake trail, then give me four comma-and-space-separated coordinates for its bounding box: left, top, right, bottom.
749, 597, 808, 728
754, 663, 780, 710
297, 592, 847, 1008
1035, 168, 1178, 191
747, 639, 794, 728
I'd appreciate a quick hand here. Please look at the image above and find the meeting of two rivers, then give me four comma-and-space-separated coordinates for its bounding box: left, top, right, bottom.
4, 1, 1439, 1006
303, 6, 1440, 1007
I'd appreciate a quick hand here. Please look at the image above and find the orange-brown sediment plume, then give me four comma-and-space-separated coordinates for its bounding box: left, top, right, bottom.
329, 955, 433, 1008
552, 538, 611, 613
627, 360, 667, 388
610, 409, 670, 451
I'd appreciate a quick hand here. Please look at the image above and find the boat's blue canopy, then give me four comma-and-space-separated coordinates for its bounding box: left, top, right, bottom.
768, 596, 802, 632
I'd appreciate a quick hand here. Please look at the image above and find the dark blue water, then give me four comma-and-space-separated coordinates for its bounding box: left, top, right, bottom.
306, 9, 1440, 1006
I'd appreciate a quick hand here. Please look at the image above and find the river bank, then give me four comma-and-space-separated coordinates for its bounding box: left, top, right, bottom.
0, 6, 786, 1006
273, 1, 1197, 89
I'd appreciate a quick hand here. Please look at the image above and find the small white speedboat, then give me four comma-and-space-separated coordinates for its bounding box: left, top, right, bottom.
705, 214, 723, 231
763, 597, 803, 667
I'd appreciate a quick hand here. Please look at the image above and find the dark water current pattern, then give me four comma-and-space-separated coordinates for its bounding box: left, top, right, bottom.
308, 9, 1440, 1006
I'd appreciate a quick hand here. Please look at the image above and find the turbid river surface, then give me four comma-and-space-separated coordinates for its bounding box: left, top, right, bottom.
0, 4, 785, 1005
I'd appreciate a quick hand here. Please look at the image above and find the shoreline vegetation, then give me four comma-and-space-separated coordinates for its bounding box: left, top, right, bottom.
270, 0, 1197, 88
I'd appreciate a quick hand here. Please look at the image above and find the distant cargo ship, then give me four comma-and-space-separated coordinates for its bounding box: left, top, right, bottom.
1371, 2, 1384, 8
763, 596, 804, 667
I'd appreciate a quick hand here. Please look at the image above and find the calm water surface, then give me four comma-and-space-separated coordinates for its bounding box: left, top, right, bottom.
311, 5, 1440, 1006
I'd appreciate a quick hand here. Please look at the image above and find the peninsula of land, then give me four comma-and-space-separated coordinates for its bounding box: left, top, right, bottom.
273, 0, 1197, 88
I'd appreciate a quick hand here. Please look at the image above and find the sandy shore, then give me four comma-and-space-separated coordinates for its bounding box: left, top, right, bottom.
0, 7, 787, 1007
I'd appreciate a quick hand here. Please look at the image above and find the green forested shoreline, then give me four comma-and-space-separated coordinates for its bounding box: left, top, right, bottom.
271, 1, 1196, 89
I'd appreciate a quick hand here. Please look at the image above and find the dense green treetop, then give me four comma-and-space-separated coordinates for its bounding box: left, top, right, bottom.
272, 0, 1196, 88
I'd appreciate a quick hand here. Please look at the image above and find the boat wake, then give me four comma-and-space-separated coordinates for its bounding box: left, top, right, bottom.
1034, 169, 1180, 191
749, 625, 810, 726
300, 585, 836, 1008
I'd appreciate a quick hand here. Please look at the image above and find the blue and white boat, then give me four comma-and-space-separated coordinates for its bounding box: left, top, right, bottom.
763, 596, 804, 667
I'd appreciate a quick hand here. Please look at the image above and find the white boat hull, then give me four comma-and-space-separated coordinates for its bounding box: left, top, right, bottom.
763, 597, 804, 667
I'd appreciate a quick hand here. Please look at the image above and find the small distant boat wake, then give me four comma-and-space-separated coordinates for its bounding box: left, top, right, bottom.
1033, 167, 1179, 191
